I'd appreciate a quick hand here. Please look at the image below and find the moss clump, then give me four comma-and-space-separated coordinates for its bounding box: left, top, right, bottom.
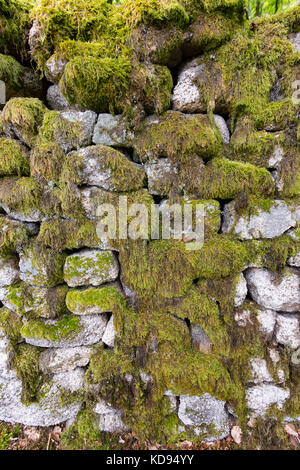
64, 250, 116, 286
1, 98, 47, 147
0, 177, 42, 217
0, 138, 29, 177
66, 286, 123, 314
20, 314, 81, 343
13, 343, 43, 405
0, 54, 23, 91
0, 216, 29, 256
60, 56, 131, 114
30, 141, 65, 184
134, 111, 222, 163
192, 158, 275, 199
274, 146, 300, 197
20, 243, 66, 287
0, 307, 22, 345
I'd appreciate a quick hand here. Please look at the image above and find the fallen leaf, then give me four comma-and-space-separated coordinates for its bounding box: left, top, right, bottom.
231, 425, 242, 445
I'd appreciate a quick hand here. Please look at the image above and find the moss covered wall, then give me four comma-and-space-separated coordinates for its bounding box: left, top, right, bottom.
0, 0, 299, 448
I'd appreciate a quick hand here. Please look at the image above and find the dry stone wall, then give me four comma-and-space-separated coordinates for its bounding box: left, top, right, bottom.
0, 0, 299, 445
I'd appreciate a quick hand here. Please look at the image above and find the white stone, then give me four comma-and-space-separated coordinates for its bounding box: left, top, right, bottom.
246, 384, 290, 416
102, 315, 117, 348
172, 59, 206, 113
256, 308, 277, 336
289, 32, 300, 52
222, 200, 297, 239
0, 368, 84, 426
214, 115, 230, 144
245, 268, 300, 312
178, 393, 230, 441
39, 346, 92, 373
94, 400, 127, 432
0, 256, 19, 286
92, 114, 134, 147
64, 249, 119, 287
268, 144, 284, 168
234, 273, 248, 307
250, 358, 273, 384
23, 314, 108, 348
0, 205, 43, 223
276, 314, 300, 350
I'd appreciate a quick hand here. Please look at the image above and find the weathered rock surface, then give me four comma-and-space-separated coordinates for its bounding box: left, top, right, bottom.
22, 314, 108, 348
45, 54, 67, 83
223, 200, 298, 239
0, 368, 84, 426
144, 159, 178, 196
246, 384, 290, 416
39, 346, 92, 373
94, 400, 127, 432
46, 84, 73, 111
289, 32, 300, 52
214, 115, 230, 144
249, 358, 273, 384
275, 314, 300, 350
190, 324, 212, 354
234, 273, 248, 307
245, 268, 300, 312
0, 256, 19, 286
178, 394, 230, 441
64, 249, 119, 287
288, 251, 300, 267
58, 111, 97, 152
172, 59, 207, 113
92, 114, 134, 147
102, 315, 117, 348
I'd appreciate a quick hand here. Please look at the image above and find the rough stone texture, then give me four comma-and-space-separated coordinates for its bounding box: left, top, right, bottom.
246, 384, 290, 416
0, 206, 44, 223
178, 394, 230, 441
46, 84, 73, 111
23, 314, 108, 348
275, 314, 300, 350
45, 55, 67, 83
234, 273, 248, 307
288, 251, 300, 267
245, 268, 300, 312
94, 400, 127, 432
64, 249, 119, 287
0, 368, 84, 426
256, 308, 277, 337
249, 358, 273, 384
172, 59, 206, 113
92, 114, 134, 147
39, 347, 92, 373
214, 115, 230, 144
144, 159, 178, 196
58, 111, 97, 152
102, 315, 117, 348
190, 324, 212, 354
0, 256, 19, 286
222, 200, 298, 239
268, 144, 284, 168
289, 32, 300, 52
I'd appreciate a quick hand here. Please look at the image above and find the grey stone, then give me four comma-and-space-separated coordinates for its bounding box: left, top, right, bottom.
94, 400, 127, 432
0, 331, 15, 378
249, 358, 273, 384
64, 249, 119, 287
0, 368, 84, 426
246, 384, 290, 416
144, 159, 178, 196
276, 314, 300, 350
45, 55, 68, 83
23, 314, 108, 348
234, 273, 247, 307
288, 251, 300, 267
0, 256, 19, 286
214, 115, 230, 143
289, 32, 300, 53
92, 114, 134, 147
190, 324, 212, 354
268, 144, 284, 168
222, 200, 297, 239
178, 393, 231, 441
39, 347, 92, 373
172, 59, 206, 113
102, 315, 117, 348
46, 85, 73, 111
0, 205, 44, 223
59, 111, 97, 151
245, 268, 300, 312
256, 308, 277, 336
68, 145, 145, 191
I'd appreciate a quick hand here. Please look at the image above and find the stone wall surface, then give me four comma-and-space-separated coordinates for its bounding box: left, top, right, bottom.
0, 0, 299, 446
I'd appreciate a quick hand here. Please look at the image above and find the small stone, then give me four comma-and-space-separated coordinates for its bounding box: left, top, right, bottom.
256, 308, 277, 336
172, 59, 206, 113
22, 314, 108, 348
46, 85, 73, 111
234, 273, 247, 307
178, 393, 231, 441
276, 314, 300, 350
245, 268, 300, 312
144, 159, 178, 196
223, 200, 298, 239
19, 246, 65, 287
102, 315, 117, 348
59, 110, 97, 151
64, 249, 119, 287
246, 384, 290, 416
190, 324, 212, 354
45, 55, 67, 83
92, 114, 134, 147
231, 425, 242, 445
250, 357, 273, 384
0, 255, 19, 286
289, 32, 300, 53
268, 144, 284, 168
94, 400, 127, 432
39, 346, 92, 373
214, 115, 230, 144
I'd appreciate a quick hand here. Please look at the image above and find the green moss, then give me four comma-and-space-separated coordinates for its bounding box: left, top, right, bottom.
30, 141, 65, 184
2, 98, 47, 147
0, 216, 29, 256
134, 111, 222, 163
66, 286, 123, 314
64, 250, 116, 285
13, 343, 43, 405
0, 0, 35, 58
275, 146, 300, 197
20, 314, 81, 343
0, 307, 22, 345
20, 243, 66, 287
0, 177, 42, 217
0, 138, 29, 177
0, 54, 23, 90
